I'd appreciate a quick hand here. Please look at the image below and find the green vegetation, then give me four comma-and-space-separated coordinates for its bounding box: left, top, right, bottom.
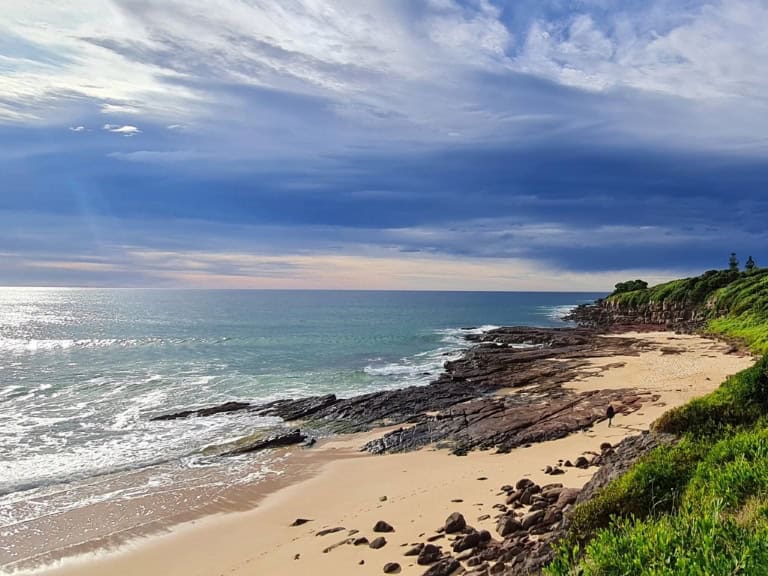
545, 328, 768, 575
605, 266, 768, 354
612, 279, 649, 295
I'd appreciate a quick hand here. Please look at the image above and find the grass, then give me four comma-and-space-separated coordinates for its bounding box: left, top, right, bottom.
545, 355, 768, 576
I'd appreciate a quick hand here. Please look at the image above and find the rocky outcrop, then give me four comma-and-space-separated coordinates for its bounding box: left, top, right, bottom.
221, 429, 306, 456
151, 401, 252, 421
363, 388, 658, 455
575, 430, 678, 506
154, 327, 659, 456
565, 299, 705, 332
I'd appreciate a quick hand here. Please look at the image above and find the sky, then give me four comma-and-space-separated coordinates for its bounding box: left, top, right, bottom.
1, 0, 768, 290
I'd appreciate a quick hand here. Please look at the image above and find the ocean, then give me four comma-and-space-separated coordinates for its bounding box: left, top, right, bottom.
0, 288, 602, 566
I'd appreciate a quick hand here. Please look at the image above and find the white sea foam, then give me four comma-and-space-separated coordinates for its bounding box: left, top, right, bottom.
538, 304, 577, 322
362, 324, 498, 388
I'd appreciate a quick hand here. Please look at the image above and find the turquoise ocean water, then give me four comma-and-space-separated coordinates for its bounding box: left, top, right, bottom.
0, 288, 602, 540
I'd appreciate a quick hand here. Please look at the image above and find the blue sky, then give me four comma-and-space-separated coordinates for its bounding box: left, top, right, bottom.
1, 0, 767, 289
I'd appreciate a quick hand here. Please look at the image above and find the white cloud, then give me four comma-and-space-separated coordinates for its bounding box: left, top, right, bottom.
103, 123, 141, 135
513, 0, 768, 101
2, 0, 768, 154
69, 125, 86, 132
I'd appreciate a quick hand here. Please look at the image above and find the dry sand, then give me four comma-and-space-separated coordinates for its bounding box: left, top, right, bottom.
24, 332, 753, 576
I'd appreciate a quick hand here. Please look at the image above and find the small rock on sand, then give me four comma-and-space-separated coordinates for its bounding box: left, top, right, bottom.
370, 537, 387, 549
316, 526, 345, 536
383, 562, 401, 573
290, 518, 311, 526
374, 520, 395, 533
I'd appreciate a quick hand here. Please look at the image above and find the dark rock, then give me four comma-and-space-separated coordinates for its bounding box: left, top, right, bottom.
291, 518, 312, 526
316, 526, 345, 536
223, 429, 306, 456
521, 510, 545, 530
253, 394, 338, 421
555, 488, 580, 508
477, 514, 491, 521
574, 456, 590, 469
600, 442, 613, 451
427, 534, 445, 542
452, 531, 481, 553
422, 558, 461, 576
541, 487, 563, 501
563, 460, 573, 467
515, 478, 534, 490
496, 516, 522, 537
541, 508, 562, 526
489, 562, 506, 574
323, 538, 353, 553
404, 543, 424, 556
151, 401, 252, 421
374, 520, 395, 533
353, 537, 369, 546
417, 543, 443, 565
550, 466, 565, 475
383, 562, 401, 573
444, 512, 466, 534
370, 537, 387, 549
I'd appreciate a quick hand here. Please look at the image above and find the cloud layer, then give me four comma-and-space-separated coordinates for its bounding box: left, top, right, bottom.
1, 0, 767, 288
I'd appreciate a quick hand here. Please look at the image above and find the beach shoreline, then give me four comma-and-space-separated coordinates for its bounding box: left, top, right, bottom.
7, 330, 753, 576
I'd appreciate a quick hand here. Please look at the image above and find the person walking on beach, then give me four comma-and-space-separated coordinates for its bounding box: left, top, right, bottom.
606, 404, 615, 427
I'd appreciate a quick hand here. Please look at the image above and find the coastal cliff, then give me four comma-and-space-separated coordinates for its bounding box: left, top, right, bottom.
567, 267, 768, 353
565, 297, 705, 331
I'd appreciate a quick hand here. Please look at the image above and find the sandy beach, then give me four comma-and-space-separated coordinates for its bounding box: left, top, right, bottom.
19, 332, 753, 576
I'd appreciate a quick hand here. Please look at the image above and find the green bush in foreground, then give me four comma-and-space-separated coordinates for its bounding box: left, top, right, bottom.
547, 427, 768, 576
566, 439, 707, 541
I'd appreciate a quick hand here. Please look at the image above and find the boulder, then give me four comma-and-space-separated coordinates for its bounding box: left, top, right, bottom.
383, 562, 401, 574
422, 558, 461, 576
452, 531, 481, 553
496, 516, 522, 537
417, 544, 443, 565
444, 512, 466, 533
521, 510, 545, 530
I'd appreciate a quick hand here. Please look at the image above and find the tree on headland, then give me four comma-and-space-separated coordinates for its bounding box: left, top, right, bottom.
729, 252, 739, 272
746, 255, 757, 271
613, 279, 648, 294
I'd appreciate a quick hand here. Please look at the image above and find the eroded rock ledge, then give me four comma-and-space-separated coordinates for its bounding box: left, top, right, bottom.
153, 327, 659, 455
